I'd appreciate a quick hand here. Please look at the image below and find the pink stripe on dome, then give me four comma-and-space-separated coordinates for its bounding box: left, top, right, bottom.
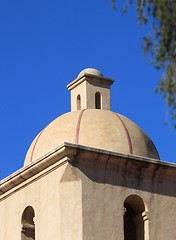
114, 113, 133, 154
30, 130, 44, 162
75, 109, 86, 144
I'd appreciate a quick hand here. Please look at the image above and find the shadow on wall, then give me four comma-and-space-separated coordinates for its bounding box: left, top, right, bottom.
70, 154, 176, 198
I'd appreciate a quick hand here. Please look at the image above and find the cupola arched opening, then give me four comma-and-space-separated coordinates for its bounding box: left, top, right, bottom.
95, 92, 101, 109
124, 195, 149, 240
77, 94, 81, 110
21, 206, 35, 240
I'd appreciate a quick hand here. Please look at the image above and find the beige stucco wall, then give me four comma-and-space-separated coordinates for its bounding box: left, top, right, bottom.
71, 160, 176, 240
0, 161, 82, 240
81, 181, 176, 240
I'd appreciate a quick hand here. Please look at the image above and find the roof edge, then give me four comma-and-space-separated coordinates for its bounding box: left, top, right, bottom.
0, 142, 175, 198
67, 74, 114, 91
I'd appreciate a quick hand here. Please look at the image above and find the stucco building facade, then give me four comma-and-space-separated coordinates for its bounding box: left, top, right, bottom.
0, 68, 176, 239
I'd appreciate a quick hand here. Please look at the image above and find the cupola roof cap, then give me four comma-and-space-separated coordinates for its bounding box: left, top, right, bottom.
77, 68, 103, 78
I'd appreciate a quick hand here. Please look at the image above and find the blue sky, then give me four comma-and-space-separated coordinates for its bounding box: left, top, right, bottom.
0, 0, 175, 180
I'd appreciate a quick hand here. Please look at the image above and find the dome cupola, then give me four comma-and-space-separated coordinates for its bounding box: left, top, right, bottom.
67, 68, 114, 111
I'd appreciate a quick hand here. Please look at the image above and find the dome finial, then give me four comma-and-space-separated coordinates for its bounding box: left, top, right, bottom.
77, 68, 103, 78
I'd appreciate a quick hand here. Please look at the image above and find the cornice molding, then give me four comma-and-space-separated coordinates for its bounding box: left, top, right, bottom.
0, 142, 175, 198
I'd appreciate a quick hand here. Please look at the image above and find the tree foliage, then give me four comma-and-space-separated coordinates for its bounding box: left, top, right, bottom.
113, 0, 176, 127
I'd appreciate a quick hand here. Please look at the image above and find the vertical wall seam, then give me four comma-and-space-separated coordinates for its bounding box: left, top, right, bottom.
75, 109, 86, 144
114, 113, 133, 154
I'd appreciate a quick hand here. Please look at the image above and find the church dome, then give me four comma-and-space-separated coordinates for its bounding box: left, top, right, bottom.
24, 109, 159, 166
24, 68, 160, 166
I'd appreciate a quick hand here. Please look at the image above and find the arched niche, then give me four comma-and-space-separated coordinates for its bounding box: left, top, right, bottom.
124, 195, 149, 240
95, 92, 101, 109
21, 206, 35, 240
77, 94, 81, 110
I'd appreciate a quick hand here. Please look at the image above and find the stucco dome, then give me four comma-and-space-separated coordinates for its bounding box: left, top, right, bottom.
24, 109, 159, 166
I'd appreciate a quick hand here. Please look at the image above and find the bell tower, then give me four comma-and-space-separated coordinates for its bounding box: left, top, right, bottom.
67, 68, 114, 111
